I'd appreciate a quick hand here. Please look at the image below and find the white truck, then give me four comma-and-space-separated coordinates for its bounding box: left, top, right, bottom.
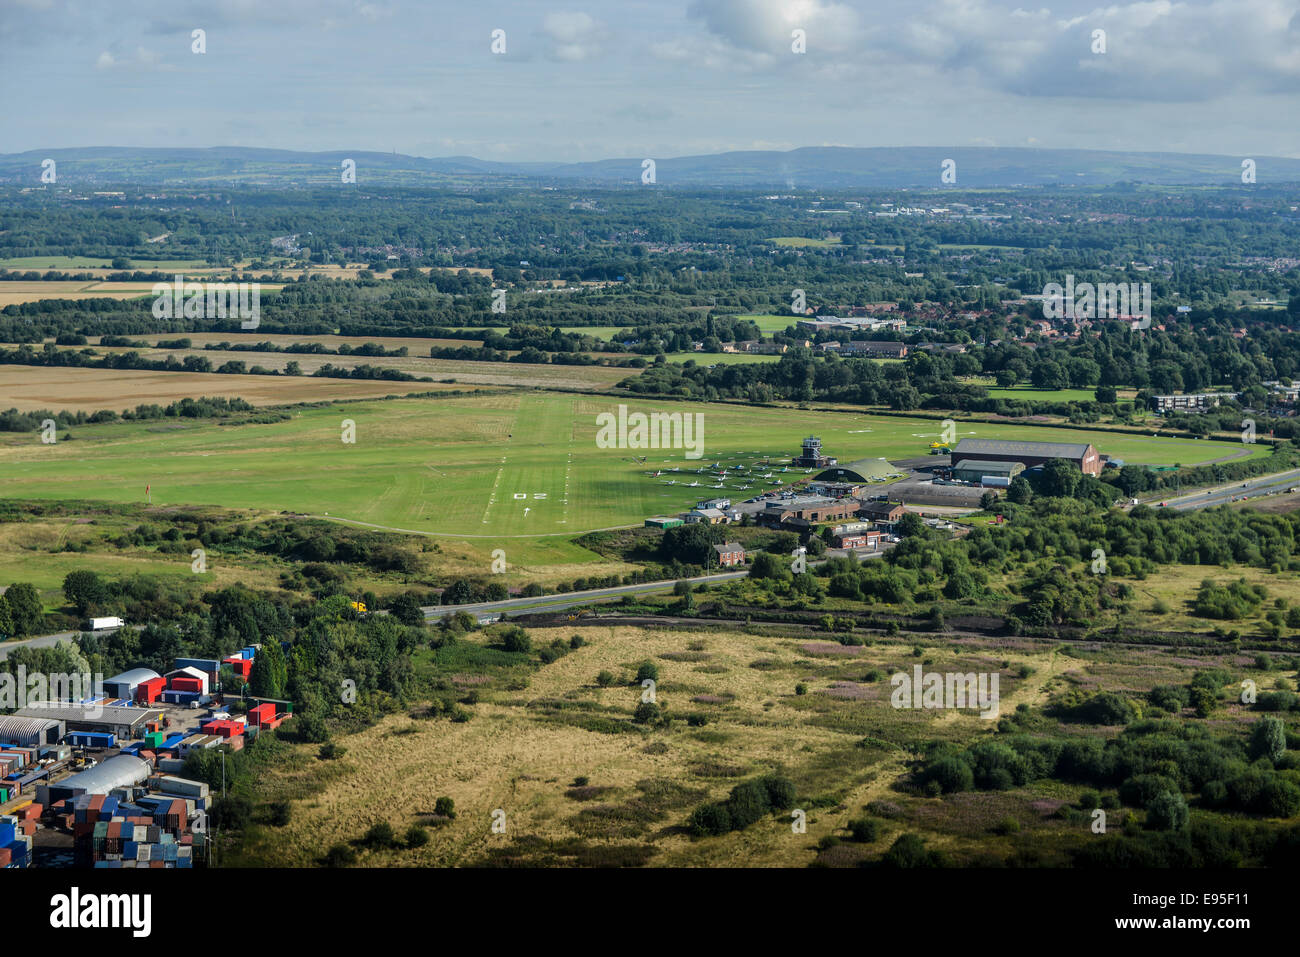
89, 616, 125, 631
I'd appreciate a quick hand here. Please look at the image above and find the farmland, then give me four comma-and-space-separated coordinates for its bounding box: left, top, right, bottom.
0, 365, 469, 412
0, 391, 1258, 541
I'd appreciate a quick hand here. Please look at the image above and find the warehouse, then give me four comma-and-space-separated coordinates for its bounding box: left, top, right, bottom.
102, 668, 162, 702
37, 753, 150, 805
950, 438, 1102, 476
951, 459, 1025, 484
0, 715, 65, 748
814, 459, 883, 485
14, 702, 160, 740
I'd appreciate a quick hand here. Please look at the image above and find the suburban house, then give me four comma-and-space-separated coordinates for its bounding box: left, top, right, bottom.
713, 542, 746, 567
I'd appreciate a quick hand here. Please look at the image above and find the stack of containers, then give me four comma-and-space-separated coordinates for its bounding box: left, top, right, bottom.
0, 816, 29, 867
136, 676, 166, 704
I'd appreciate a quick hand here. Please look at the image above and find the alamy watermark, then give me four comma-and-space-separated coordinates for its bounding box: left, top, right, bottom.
152, 275, 260, 329
596, 404, 704, 460
890, 665, 1000, 719
1041, 275, 1150, 329
1, 668, 106, 717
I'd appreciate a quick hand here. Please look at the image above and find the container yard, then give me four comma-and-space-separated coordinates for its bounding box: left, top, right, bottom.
0, 647, 288, 868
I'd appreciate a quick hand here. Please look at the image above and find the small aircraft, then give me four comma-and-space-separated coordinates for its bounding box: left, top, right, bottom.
662, 479, 677, 485
689, 480, 700, 487
711, 483, 725, 489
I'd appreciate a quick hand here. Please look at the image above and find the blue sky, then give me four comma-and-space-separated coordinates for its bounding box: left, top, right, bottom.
3, 0, 1299, 161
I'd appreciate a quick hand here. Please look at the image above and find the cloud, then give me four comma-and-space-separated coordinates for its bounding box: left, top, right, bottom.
686, 0, 862, 55
542, 11, 607, 62
94, 46, 173, 71
875, 0, 1300, 102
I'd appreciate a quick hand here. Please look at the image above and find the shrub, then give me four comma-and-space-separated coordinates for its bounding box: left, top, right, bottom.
499, 626, 532, 653
596, 670, 616, 687
1250, 716, 1287, 763
795, 683, 807, 696
880, 833, 943, 868
1144, 791, 1189, 831
434, 796, 457, 819
362, 821, 398, 848
690, 803, 732, 836
847, 817, 882, 843
318, 742, 346, 760
267, 801, 292, 827
324, 843, 356, 867
405, 825, 429, 848
636, 661, 659, 683
633, 701, 663, 725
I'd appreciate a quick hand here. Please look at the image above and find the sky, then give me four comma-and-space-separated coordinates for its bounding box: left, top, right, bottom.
3, 0, 1300, 162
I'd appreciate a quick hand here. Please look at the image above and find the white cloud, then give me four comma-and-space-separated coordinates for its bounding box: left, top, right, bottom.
542, 11, 607, 62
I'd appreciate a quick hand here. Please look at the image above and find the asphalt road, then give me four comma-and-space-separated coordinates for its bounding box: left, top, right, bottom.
1149, 467, 1300, 511
421, 547, 890, 622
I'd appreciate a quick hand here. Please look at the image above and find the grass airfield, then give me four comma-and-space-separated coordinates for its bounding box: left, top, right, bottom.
0, 392, 1256, 543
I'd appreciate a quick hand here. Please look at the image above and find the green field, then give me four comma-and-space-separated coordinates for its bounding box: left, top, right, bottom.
769, 236, 840, 247
660, 352, 784, 365
0, 393, 1263, 542
0, 256, 210, 270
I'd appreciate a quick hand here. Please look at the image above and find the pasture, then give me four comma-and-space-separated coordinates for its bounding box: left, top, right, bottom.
0, 391, 1257, 541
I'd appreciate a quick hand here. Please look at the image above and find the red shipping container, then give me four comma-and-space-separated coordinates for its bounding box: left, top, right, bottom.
0, 847, 10, 868
249, 703, 275, 726
137, 676, 166, 703
170, 676, 203, 693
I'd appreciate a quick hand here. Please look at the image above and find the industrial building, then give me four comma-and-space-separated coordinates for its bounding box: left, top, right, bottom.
951, 459, 1025, 484
815, 459, 884, 484
14, 702, 161, 740
859, 502, 907, 525
759, 496, 860, 528
36, 753, 151, 805
102, 668, 162, 702
950, 438, 1102, 476
0, 715, 65, 748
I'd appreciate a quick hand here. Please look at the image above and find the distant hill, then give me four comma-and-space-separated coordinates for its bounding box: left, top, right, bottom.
0, 145, 1294, 188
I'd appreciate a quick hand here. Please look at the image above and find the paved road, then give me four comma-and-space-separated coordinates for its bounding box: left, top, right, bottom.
1147, 468, 1300, 512
0, 630, 87, 660
422, 547, 890, 622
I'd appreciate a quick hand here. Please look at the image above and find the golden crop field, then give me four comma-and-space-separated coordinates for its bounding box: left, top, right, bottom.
0, 365, 472, 411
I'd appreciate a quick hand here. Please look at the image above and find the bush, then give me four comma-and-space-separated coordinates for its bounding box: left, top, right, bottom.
499, 626, 532, 653
795, 683, 807, 696
324, 843, 356, 867
1145, 791, 1189, 831
690, 803, 732, 836
636, 661, 659, 683
880, 833, 943, 868
405, 824, 429, 848
434, 796, 457, 819
267, 801, 291, 827
633, 701, 663, 725
362, 821, 398, 848
922, 755, 974, 794
1249, 715, 1287, 763
319, 742, 346, 760
847, 817, 882, 843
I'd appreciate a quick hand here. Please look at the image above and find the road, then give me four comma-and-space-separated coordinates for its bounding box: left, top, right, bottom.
421, 547, 889, 622
1147, 467, 1300, 512
0, 630, 89, 660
